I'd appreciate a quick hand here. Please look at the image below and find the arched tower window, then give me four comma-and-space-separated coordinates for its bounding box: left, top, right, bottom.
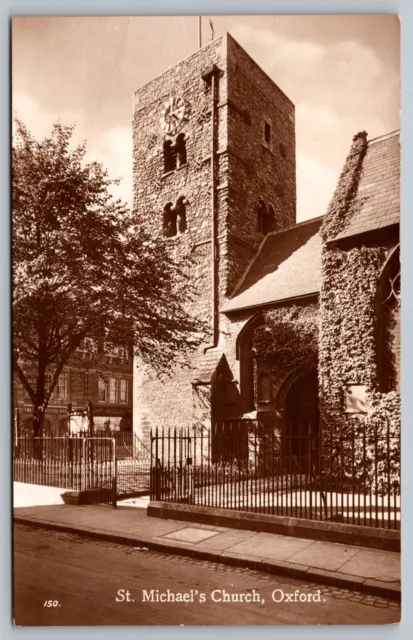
376, 245, 400, 392
162, 197, 188, 238
163, 140, 176, 173
163, 202, 176, 238
176, 133, 187, 168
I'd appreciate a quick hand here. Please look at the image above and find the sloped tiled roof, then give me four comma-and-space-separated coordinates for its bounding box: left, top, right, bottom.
334, 131, 400, 241
222, 217, 323, 313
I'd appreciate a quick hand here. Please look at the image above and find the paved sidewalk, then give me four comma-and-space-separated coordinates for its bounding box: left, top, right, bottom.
13, 499, 401, 601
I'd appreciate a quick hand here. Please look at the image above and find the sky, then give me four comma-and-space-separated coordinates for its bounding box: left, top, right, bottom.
12, 15, 400, 222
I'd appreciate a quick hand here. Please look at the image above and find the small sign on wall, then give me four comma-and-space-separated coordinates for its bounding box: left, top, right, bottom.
344, 385, 368, 414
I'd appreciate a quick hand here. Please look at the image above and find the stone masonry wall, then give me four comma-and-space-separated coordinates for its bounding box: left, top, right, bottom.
223, 34, 296, 296
132, 37, 226, 437
132, 34, 296, 438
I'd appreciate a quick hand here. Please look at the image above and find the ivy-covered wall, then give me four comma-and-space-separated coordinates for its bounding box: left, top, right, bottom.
319, 132, 400, 493
252, 303, 318, 411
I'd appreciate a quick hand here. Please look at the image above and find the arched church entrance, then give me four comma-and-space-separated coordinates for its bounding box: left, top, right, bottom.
282, 369, 320, 474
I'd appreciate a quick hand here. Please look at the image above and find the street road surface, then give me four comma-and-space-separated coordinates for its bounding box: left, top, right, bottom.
13, 524, 400, 626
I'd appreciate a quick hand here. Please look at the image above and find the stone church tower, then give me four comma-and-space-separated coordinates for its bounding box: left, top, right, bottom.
132, 33, 296, 438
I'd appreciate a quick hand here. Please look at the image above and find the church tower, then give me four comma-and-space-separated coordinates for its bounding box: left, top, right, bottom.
132, 33, 296, 437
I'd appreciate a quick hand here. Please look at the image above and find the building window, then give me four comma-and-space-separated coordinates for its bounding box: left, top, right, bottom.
109, 378, 118, 404
176, 196, 187, 233
98, 376, 107, 402
163, 140, 176, 173
54, 374, 68, 401
264, 121, 271, 145
176, 133, 187, 167
163, 202, 177, 237
163, 197, 187, 237
257, 200, 275, 235
78, 337, 97, 356
120, 379, 128, 404
103, 342, 129, 361
163, 134, 187, 173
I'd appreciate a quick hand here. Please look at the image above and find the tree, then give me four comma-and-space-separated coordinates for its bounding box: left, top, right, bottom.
12, 119, 205, 436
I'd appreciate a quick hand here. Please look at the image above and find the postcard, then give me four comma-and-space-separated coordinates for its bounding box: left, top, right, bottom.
12, 14, 400, 626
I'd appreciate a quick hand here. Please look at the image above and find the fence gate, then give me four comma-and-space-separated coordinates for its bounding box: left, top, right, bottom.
150, 429, 194, 503
82, 437, 117, 507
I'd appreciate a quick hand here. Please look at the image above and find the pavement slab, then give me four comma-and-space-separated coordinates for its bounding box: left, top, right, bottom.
288, 541, 361, 572
228, 532, 314, 562
163, 527, 222, 544
195, 530, 257, 551
339, 549, 401, 582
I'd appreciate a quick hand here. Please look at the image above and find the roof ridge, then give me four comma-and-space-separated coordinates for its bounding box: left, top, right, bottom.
367, 129, 400, 145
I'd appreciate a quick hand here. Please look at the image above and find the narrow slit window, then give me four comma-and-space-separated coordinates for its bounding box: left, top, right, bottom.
264, 121, 271, 145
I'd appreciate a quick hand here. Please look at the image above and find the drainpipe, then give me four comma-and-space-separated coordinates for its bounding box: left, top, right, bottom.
202, 64, 219, 353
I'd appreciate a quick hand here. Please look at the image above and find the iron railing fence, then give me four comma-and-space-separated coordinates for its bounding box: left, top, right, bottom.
68, 430, 150, 460
13, 435, 116, 507
150, 420, 400, 530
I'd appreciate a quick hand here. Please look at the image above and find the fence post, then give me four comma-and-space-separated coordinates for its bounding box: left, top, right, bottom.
14, 408, 20, 458
67, 403, 72, 435
69, 437, 74, 489
82, 438, 86, 492
111, 438, 117, 509
87, 401, 94, 436
154, 427, 161, 500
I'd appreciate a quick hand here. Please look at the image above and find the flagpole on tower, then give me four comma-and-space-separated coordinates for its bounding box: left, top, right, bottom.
198, 16, 202, 49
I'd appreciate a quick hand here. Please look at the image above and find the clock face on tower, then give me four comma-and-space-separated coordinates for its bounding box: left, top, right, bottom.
160, 96, 188, 135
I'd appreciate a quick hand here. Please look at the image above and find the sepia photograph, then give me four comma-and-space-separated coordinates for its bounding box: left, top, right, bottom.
12, 14, 401, 626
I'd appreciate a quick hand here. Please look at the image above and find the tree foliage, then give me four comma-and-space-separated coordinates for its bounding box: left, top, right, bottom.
12, 119, 205, 435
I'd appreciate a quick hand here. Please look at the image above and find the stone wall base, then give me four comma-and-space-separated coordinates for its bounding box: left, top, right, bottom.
147, 501, 400, 552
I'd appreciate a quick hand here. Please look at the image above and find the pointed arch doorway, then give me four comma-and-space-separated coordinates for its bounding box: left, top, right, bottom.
282, 369, 320, 475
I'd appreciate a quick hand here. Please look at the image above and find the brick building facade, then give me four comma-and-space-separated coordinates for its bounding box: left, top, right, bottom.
14, 342, 133, 435
132, 33, 400, 453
